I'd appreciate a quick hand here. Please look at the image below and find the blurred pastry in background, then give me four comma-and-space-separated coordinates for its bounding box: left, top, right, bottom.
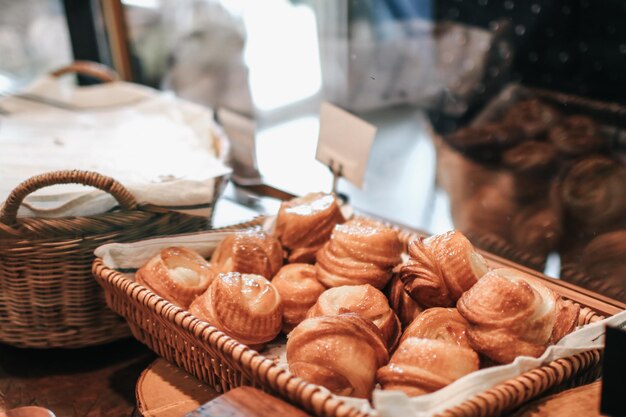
502, 140, 559, 201
445, 123, 523, 162
274, 192, 345, 264
271, 264, 325, 333
510, 201, 562, 263
502, 98, 562, 139
548, 115, 607, 157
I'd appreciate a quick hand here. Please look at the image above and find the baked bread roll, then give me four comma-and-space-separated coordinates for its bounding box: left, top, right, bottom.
211, 229, 283, 279
377, 337, 479, 397
502, 98, 562, 139
400, 231, 489, 308
271, 264, 325, 333
286, 314, 388, 398
387, 274, 423, 328
315, 218, 402, 289
400, 308, 471, 348
548, 115, 606, 156
307, 284, 401, 350
274, 192, 345, 263
136, 247, 214, 308
457, 268, 579, 364
189, 272, 283, 349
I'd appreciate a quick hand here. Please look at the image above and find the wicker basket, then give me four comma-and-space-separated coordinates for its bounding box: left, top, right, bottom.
0, 170, 226, 348
92, 218, 605, 417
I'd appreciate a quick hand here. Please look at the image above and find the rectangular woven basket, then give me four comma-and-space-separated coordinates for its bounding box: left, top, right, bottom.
92, 217, 606, 417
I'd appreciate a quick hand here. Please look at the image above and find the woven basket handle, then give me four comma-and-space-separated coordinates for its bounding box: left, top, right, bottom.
50, 61, 119, 83
0, 170, 138, 226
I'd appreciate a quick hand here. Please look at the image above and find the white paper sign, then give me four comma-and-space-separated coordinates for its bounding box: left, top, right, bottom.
316, 102, 377, 188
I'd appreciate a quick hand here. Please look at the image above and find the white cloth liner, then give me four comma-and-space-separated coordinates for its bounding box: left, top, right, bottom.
95, 222, 624, 417
0, 76, 231, 218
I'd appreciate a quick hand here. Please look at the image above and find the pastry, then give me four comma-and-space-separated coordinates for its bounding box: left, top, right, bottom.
377, 337, 479, 397
502, 98, 562, 139
548, 115, 606, 156
457, 268, 579, 364
502, 141, 558, 200
387, 274, 423, 328
400, 308, 472, 348
271, 264, 325, 333
510, 202, 562, 260
135, 247, 214, 308
445, 123, 524, 162
286, 314, 388, 398
560, 156, 626, 236
400, 230, 489, 308
189, 272, 283, 349
306, 284, 401, 350
315, 218, 402, 289
274, 192, 345, 263
211, 229, 283, 279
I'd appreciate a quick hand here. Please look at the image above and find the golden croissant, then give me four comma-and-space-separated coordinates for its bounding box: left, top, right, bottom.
287, 314, 388, 398
400, 231, 489, 308
306, 284, 401, 350
400, 308, 472, 349
377, 337, 479, 397
316, 218, 402, 289
274, 192, 345, 263
189, 272, 283, 349
136, 246, 214, 308
387, 274, 423, 328
211, 229, 284, 279
271, 263, 326, 333
457, 268, 579, 364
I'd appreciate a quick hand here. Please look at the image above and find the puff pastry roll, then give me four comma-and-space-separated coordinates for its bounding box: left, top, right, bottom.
400, 308, 471, 349
271, 264, 325, 333
400, 231, 489, 308
307, 284, 401, 350
316, 218, 402, 289
136, 247, 214, 308
387, 274, 423, 328
287, 314, 388, 398
457, 268, 579, 364
211, 229, 283, 279
274, 192, 345, 263
189, 272, 283, 349
377, 337, 479, 397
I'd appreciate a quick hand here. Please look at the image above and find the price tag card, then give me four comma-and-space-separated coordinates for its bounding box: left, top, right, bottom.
316, 102, 377, 188
217, 108, 260, 181
601, 324, 626, 417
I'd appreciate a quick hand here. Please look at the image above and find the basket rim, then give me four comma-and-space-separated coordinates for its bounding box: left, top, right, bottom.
92, 217, 608, 417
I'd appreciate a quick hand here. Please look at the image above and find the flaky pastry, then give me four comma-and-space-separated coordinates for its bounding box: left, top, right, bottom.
189, 272, 283, 349
457, 268, 579, 364
287, 314, 388, 398
136, 246, 214, 308
315, 218, 402, 289
306, 284, 401, 350
400, 231, 489, 308
387, 274, 423, 328
210, 229, 283, 279
271, 263, 325, 333
274, 192, 345, 263
400, 308, 472, 349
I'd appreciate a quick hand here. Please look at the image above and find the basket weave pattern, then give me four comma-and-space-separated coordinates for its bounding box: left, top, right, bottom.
0, 170, 222, 348
92, 219, 604, 417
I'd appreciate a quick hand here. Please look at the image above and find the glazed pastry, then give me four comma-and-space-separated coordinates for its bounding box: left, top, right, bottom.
457, 268, 579, 364
286, 314, 388, 398
561, 156, 626, 236
400, 230, 489, 308
315, 218, 402, 289
445, 123, 524, 162
274, 192, 345, 263
271, 264, 325, 333
211, 229, 283, 279
575, 230, 626, 303
510, 202, 562, 259
548, 115, 606, 156
136, 247, 214, 308
189, 272, 283, 349
502, 141, 558, 200
502, 98, 562, 138
400, 308, 472, 349
387, 275, 423, 328
377, 337, 479, 397
306, 284, 401, 350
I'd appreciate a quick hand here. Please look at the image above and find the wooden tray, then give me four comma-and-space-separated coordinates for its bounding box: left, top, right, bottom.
93, 216, 616, 417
